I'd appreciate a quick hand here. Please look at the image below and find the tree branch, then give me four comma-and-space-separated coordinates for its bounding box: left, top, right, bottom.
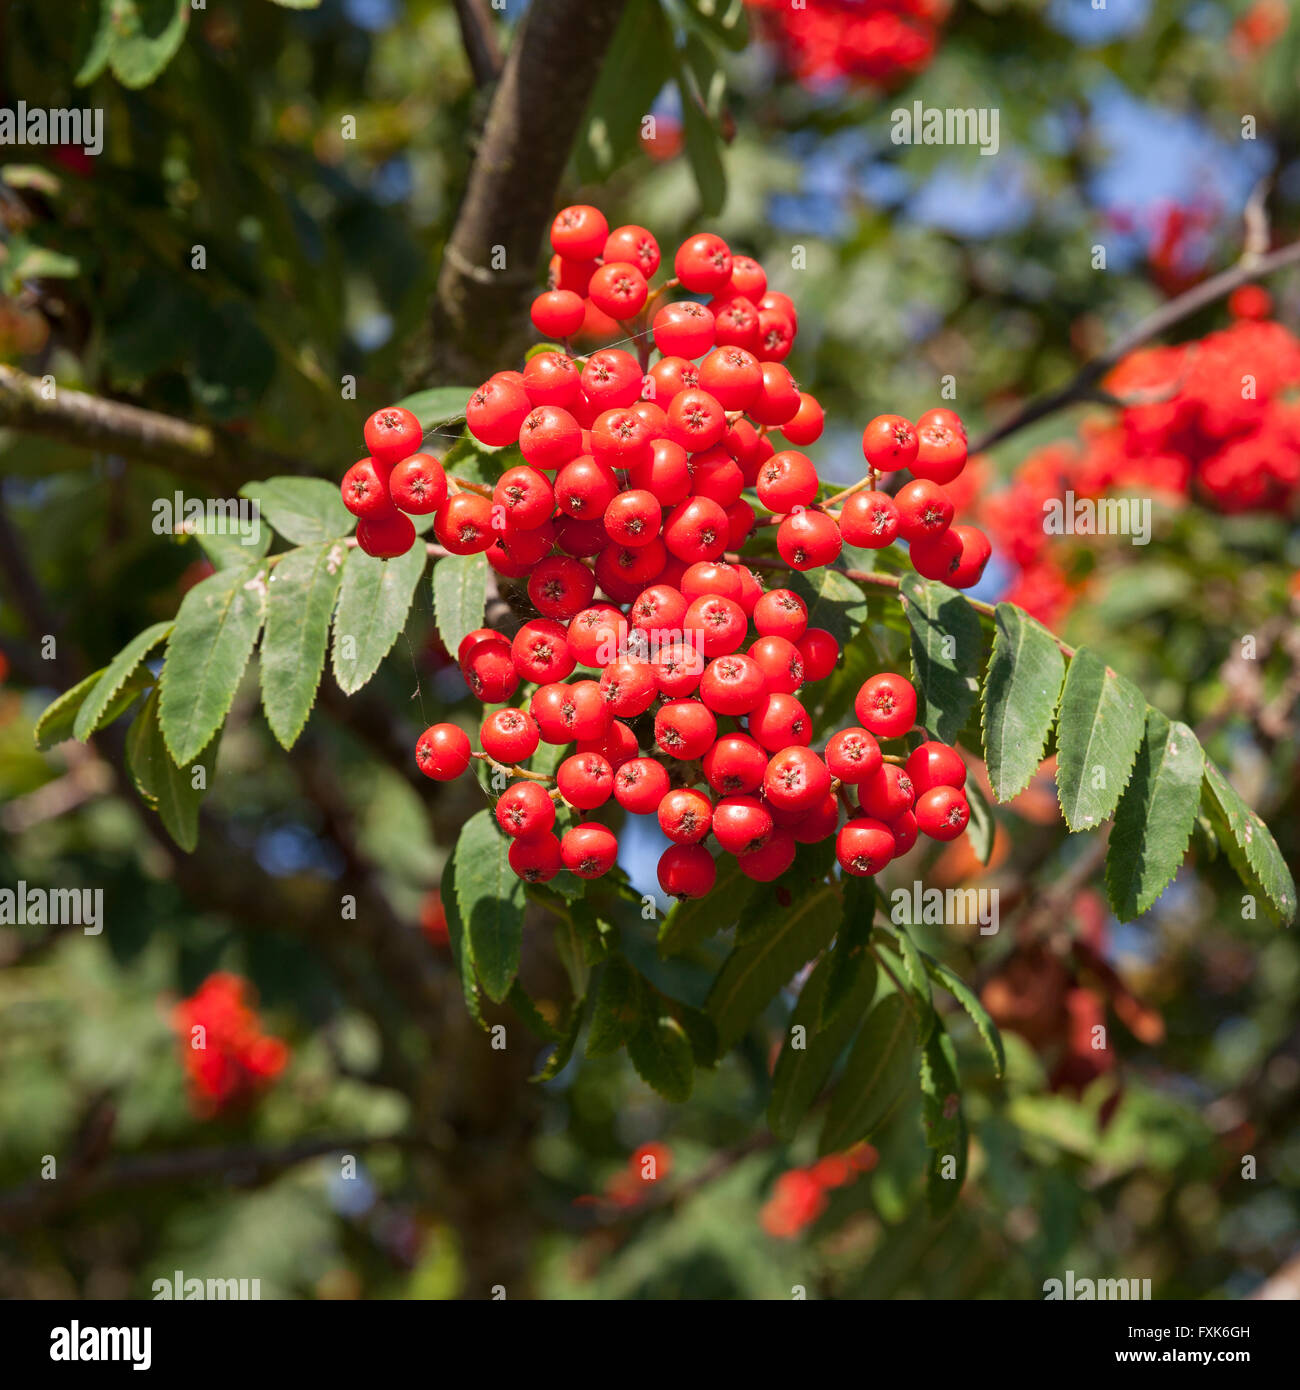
422, 0, 631, 386
970, 237, 1300, 455
452, 0, 503, 87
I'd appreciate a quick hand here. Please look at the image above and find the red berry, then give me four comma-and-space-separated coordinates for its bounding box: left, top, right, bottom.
796, 627, 839, 681
680, 560, 742, 603
825, 727, 882, 783
712, 295, 761, 352
522, 350, 581, 408
591, 409, 653, 469
653, 300, 716, 360
415, 723, 471, 780
650, 638, 705, 697
631, 582, 688, 633
599, 657, 658, 718
756, 307, 795, 361
389, 453, 447, 515
630, 437, 692, 505
548, 254, 597, 296
699, 653, 768, 715
551, 204, 609, 260
895, 478, 955, 544
890, 809, 918, 856
567, 604, 629, 667
493, 465, 554, 530
578, 718, 637, 770
528, 554, 595, 619
657, 843, 717, 899
861, 414, 918, 472
791, 792, 839, 843
496, 780, 556, 838
341, 457, 393, 520
945, 524, 993, 590
914, 785, 970, 841
684, 594, 748, 657
839, 489, 900, 548
757, 450, 820, 512
748, 692, 811, 750
462, 636, 520, 702
906, 741, 967, 794
699, 346, 762, 410
481, 707, 540, 764
467, 375, 530, 447
749, 362, 801, 426
764, 745, 831, 812
364, 406, 422, 467
855, 672, 917, 740
858, 763, 915, 821
689, 445, 745, 506
711, 794, 773, 855
356, 510, 416, 558
908, 528, 963, 582
758, 290, 797, 331
531, 289, 586, 339
434, 492, 494, 555
509, 832, 563, 883
511, 618, 575, 682
777, 509, 841, 570
702, 733, 767, 795
836, 818, 895, 877
737, 827, 796, 882
655, 699, 717, 759
658, 787, 714, 844
595, 539, 667, 599
560, 822, 619, 879
753, 588, 808, 641
780, 392, 825, 446
588, 261, 649, 320
726, 255, 767, 301
913, 409, 968, 484
557, 752, 614, 810
663, 496, 728, 563
748, 635, 804, 694
581, 349, 643, 410
645, 355, 700, 403
519, 405, 583, 471
604, 224, 660, 277
614, 756, 671, 814
665, 387, 727, 452
673, 233, 732, 293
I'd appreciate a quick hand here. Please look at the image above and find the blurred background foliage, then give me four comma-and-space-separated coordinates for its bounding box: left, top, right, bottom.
1, 0, 1298, 1299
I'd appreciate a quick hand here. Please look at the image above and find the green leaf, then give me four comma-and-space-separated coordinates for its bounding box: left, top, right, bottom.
159, 563, 267, 765
267, 0, 322, 9
438, 435, 517, 488
920, 1026, 967, 1217
819, 993, 918, 1155
874, 922, 934, 1044
981, 602, 1065, 802
330, 544, 427, 695
768, 950, 879, 1140
240, 477, 353, 547
1201, 761, 1295, 926
533, 1001, 585, 1082
658, 852, 753, 957
432, 551, 489, 660
901, 574, 984, 743
452, 810, 525, 1004
1054, 647, 1147, 831
260, 542, 347, 749
189, 514, 272, 570
923, 954, 1005, 1079
682, 33, 726, 120
392, 387, 470, 435
964, 778, 996, 866
627, 1012, 694, 1103
36, 666, 151, 752
676, 71, 727, 217
786, 565, 869, 650
73, 621, 173, 742
927, 1112, 969, 1220
680, 0, 749, 50
820, 881, 876, 1029
1105, 710, 1204, 921
107, 0, 189, 89
442, 851, 485, 1031
126, 688, 217, 852
75, 0, 115, 85
707, 883, 843, 1051
586, 959, 644, 1058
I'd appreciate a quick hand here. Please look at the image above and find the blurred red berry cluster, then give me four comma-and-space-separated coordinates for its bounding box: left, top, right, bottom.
171, 972, 288, 1117
982, 294, 1300, 624
760, 1142, 878, 1237
574, 1141, 674, 1210
747, 0, 948, 88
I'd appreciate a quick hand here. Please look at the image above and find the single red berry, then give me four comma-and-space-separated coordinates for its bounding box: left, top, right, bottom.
528, 554, 596, 619
462, 636, 520, 702
560, 822, 619, 879
481, 707, 540, 764
356, 510, 416, 558
645, 355, 700, 403
679, 561, 741, 603
567, 604, 629, 667
530, 289, 586, 339
519, 405, 583, 471
908, 528, 963, 583
759, 290, 798, 331
839, 489, 901, 548
550, 204, 609, 260
684, 594, 748, 658
493, 465, 554, 530
655, 699, 717, 759
673, 233, 733, 293
467, 375, 530, 447
591, 409, 654, 469
913, 408, 968, 484
511, 618, 575, 682
663, 496, 728, 563
594, 538, 668, 600
658, 787, 714, 844
652, 300, 716, 359
748, 635, 804, 694
657, 843, 717, 899
857, 763, 915, 821
341, 457, 393, 520
791, 792, 839, 844
587, 261, 649, 320
630, 582, 688, 633
415, 723, 471, 780
580, 349, 643, 410
495, 517, 555, 568
861, 414, 918, 472
914, 785, 971, 841
698, 346, 761, 410
630, 437, 692, 506
796, 627, 839, 682
735, 564, 764, 616
737, 827, 796, 882
722, 416, 770, 480
748, 692, 811, 751
613, 756, 671, 814
495, 780, 556, 838
364, 406, 422, 467
599, 658, 658, 718
725, 255, 767, 301
890, 808, 918, 856
557, 752, 614, 811
825, 727, 883, 784
777, 509, 841, 570
689, 446, 745, 507
753, 589, 808, 641
757, 450, 820, 512
603, 489, 662, 548
699, 653, 768, 715
548, 253, 597, 296
434, 492, 494, 555
700, 734, 765, 795
836, 818, 896, 877
780, 392, 824, 446
665, 387, 727, 453
712, 295, 761, 353
509, 832, 562, 883
895, 478, 955, 544
521, 350, 581, 408
749, 362, 801, 426
755, 307, 795, 362
855, 672, 917, 740
650, 638, 705, 697
945, 524, 993, 590
763, 745, 832, 812
712, 794, 774, 855
389, 453, 447, 515
604, 224, 660, 277
906, 741, 967, 794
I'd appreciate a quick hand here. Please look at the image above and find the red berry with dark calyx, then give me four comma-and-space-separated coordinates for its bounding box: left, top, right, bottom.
551, 204, 609, 260
908, 527, 963, 582
557, 752, 614, 811
614, 756, 671, 815
434, 492, 494, 555
604, 224, 660, 277
674, 233, 732, 293
839, 490, 900, 548
753, 588, 808, 641
509, 833, 562, 883
749, 692, 811, 750
895, 478, 955, 544
699, 653, 768, 715
588, 261, 649, 321
389, 454, 447, 515
415, 723, 471, 781
655, 699, 717, 759
522, 351, 581, 408
737, 828, 796, 882
342, 457, 393, 519
481, 707, 539, 764
763, 746, 831, 812
356, 510, 416, 558
825, 727, 882, 783
777, 509, 842, 570
528, 554, 596, 619
657, 787, 714, 845
946, 524, 993, 590
858, 763, 915, 821
560, 823, 619, 879
599, 658, 658, 718
703, 732, 768, 794
712, 794, 774, 855
855, 672, 917, 740
913, 408, 969, 484
836, 818, 896, 877
914, 786, 971, 841
796, 628, 839, 681
495, 781, 556, 839
364, 406, 422, 467
467, 376, 530, 447
905, 741, 967, 795
861, 414, 918, 472
781, 393, 824, 446
748, 634, 804, 694
657, 844, 717, 899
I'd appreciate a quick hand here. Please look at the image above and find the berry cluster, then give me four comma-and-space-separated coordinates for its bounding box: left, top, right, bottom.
759, 1142, 878, 1239
340, 408, 446, 558
982, 294, 1300, 623
170, 972, 288, 1118
747, 0, 948, 89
